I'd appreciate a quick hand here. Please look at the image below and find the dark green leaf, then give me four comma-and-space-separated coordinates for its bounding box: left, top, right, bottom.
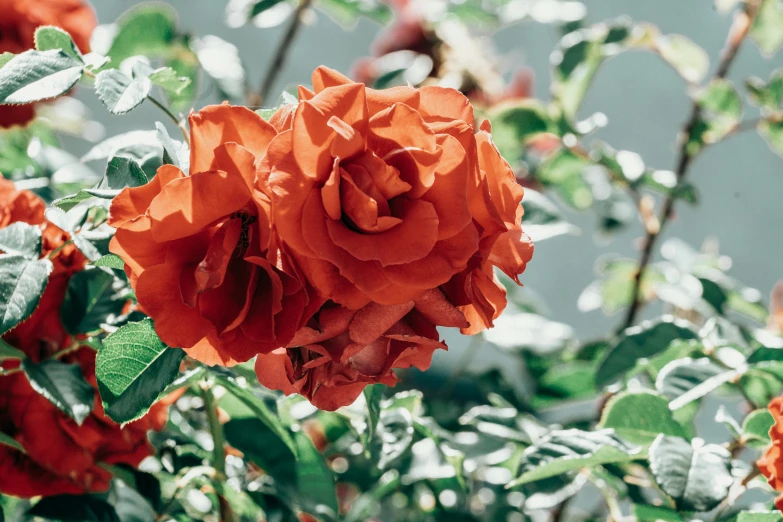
747, 70, 783, 110
0, 431, 25, 454
27, 495, 120, 522
155, 122, 182, 168
363, 383, 384, 446
95, 69, 151, 115
0, 50, 83, 104
599, 391, 686, 444
224, 417, 296, 483
649, 434, 733, 511
486, 101, 550, 163
97, 319, 185, 424
509, 429, 645, 487
0, 222, 42, 258
113, 481, 156, 522
0, 339, 24, 361
596, 316, 698, 386
61, 268, 127, 335
633, 504, 685, 522
22, 359, 95, 425
688, 79, 742, 153
0, 254, 53, 335
34, 26, 83, 62
293, 430, 338, 516
101, 156, 148, 191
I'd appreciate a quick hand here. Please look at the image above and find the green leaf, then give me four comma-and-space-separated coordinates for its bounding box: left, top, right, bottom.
0, 50, 83, 104
155, 122, 182, 168
113, 481, 156, 522
93, 254, 125, 269
738, 512, 783, 522
579, 258, 665, 316
363, 383, 384, 446
95, 69, 151, 115
536, 149, 593, 210
215, 373, 297, 457
0, 338, 25, 361
509, 429, 645, 487
22, 359, 95, 425
82, 131, 159, 163
0, 52, 13, 68
751, 0, 783, 56
485, 101, 550, 163
758, 118, 783, 158
100, 156, 149, 191
747, 70, 783, 110
649, 434, 733, 512
0, 222, 42, 258
656, 357, 737, 410
0, 255, 53, 335
655, 34, 709, 84
599, 391, 686, 444
293, 430, 338, 516
27, 495, 120, 522
224, 417, 296, 483
689, 79, 742, 153
96, 319, 185, 424
595, 316, 698, 386
483, 311, 573, 355
106, 4, 177, 66
51, 191, 95, 211
742, 408, 774, 448
521, 189, 579, 242
61, 268, 127, 335
34, 26, 83, 62
0, 431, 25, 454
147, 67, 191, 95
633, 504, 685, 522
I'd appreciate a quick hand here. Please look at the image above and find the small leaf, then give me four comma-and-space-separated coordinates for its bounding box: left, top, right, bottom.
95, 69, 151, 115
689, 79, 742, 153
0, 339, 25, 361
34, 26, 83, 62
26, 495, 120, 522
0, 222, 42, 259
148, 67, 191, 94
61, 268, 127, 335
656, 34, 709, 84
509, 429, 645, 487
656, 357, 737, 410
595, 316, 698, 386
649, 434, 733, 512
97, 319, 185, 424
751, 0, 783, 56
0, 255, 53, 335
521, 189, 579, 242
758, 118, 783, 158
599, 391, 686, 444
742, 408, 774, 448
0, 431, 25, 453
22, 359, 95, 425
738, 512, 783, 522
363, 383, 384, 446
485, 101, 550, 163
100, 156, 149, 191
746, 70, 783, 110
192, 35, 246, 102
0, 50, 83, 104
155, 122, 182, 168
633, 504, 685, 522
93, 254, 125, 269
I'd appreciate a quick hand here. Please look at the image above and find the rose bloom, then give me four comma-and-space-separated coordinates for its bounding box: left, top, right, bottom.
267, 67, 532, 331
758, 396, 783, 510
0, 179, 170, 498
255, 296, 455, 411
109, 104, 322, 366
0, 0, 97, 128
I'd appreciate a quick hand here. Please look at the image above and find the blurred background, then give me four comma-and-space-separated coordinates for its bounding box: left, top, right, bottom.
75, 0, 782, 376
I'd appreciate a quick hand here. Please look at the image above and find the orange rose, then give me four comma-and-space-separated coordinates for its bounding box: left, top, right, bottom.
758, 396, 783, 510
0, 0, 97, 128
267, 66, 485, 310
0, 348, 169, 498
255, 290, 461, 410
109, 104, 322, 366
267, 67, 532, 334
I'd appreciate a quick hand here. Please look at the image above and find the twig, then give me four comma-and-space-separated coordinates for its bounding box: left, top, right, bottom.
148, 96, 190, 145
621, 0, 761, 331
248, 0, 312, 108
200, 382, 233, 522
47, 239, 73, 260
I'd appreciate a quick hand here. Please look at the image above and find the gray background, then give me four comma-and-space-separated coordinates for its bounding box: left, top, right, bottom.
82, 0, 783, 353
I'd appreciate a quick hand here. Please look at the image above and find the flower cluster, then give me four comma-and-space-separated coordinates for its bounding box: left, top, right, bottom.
0, 178, 171, 498
0, 0, 96, 128
109, 66, 533, 410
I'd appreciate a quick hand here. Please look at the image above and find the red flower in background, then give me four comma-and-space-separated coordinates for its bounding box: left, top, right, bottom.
758, 396, 783, 511
0, 178, 171, 498
0, 0, 97, 128
109, 105, 321, 366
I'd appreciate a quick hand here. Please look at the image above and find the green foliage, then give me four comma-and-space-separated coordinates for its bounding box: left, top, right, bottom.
0, 223, 42, 259
0, 255, 53, 335
34, 27, 83, 62
61, 268, 127, 335
0, 50, 84, 104
95, 69, 152, 115
21, 359, 95, 426
599, 391, 686, 444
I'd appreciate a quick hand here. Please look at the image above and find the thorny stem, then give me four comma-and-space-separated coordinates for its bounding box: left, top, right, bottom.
201, 382, 233, 522
248, 0, 313, 108
148, 96, 190, 145
621, 0, 761, 331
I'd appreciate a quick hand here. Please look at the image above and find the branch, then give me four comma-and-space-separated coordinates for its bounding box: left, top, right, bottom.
620, 1, 761, 331
248, 0, 312, 108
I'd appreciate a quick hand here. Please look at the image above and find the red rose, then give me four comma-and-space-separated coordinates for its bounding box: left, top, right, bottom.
0, 0, 97, 128
255, 289, 462, 411
758, 396, 783, 511
109, 104, 322, 366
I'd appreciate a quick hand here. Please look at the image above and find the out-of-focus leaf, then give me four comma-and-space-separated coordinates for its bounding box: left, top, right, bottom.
759, 118, 783, 157
738, 512, 783, 522
742, 408, 775, 448
596, 316, 698, 386
82, 131, 159, 163
751, 0, 783, 56
509, 429, 644, 487
0, 254, 53, 335
27, 495, 120, 522
0, 50, 83, 104
649, 434, 733, 512
192, 35, 246, 102
578, 258, 664, 316
655, 34, 709, 84
521, 189, 579, 242
486, 101, 550, 164
293, 430, 338, 516
483, 311, 574, 355
147, 67, 191, 94
316, 0, 392, 28
61, 268, 127, 335
599, 391, 686, 444
93, 254, 125, 270
536, 149, 593, 210
106, 4, 177, 66
747, 70, 783, 110
34, 26, 83, 62
688, 79, 742, 154
95, 69, 151, 115
0, 431, 25, 454
22, 359, 95, 426
655, 357, 736, 410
